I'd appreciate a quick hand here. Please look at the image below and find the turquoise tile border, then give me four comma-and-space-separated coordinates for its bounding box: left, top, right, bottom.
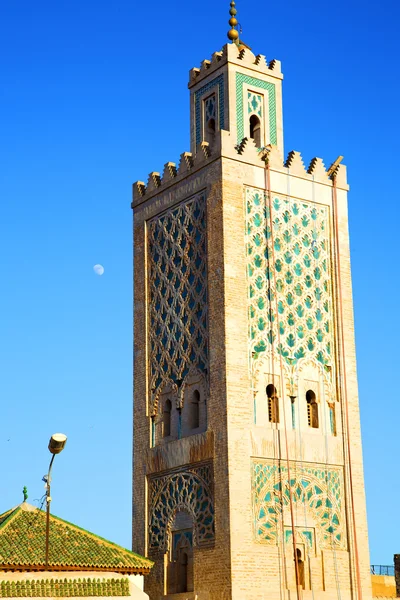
236, 73, 277, 145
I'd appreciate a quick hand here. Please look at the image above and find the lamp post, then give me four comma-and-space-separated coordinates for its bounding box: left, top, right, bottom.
43, 433, 67, 568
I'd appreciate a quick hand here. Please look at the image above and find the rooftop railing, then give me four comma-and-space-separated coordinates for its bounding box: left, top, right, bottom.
370, 565, 395, 576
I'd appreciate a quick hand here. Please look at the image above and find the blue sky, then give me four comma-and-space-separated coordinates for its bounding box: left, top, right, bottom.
0, 0, 398, 565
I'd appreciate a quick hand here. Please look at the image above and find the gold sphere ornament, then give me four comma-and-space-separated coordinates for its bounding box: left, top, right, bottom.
227, 0, 239, 42
227, 28, 239, 41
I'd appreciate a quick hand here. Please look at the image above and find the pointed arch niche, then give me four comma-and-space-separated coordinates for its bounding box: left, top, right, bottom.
181, 370, 207, 438
153, 382, 179, 446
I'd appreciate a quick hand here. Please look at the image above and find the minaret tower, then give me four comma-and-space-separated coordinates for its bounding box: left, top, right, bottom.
131, 4, 372, 599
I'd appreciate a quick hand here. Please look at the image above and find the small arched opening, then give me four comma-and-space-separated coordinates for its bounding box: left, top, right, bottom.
189, 390, 200, 430
306, 390, 319, 428
295, 548, 306, 589
250, 114, 262, 147
163, 399, 172, 437
168, 511, 194, 595
329, 402, 337, 435
206, 118, 216, 146
266, 384, 279, 424
178, 551, 189, 593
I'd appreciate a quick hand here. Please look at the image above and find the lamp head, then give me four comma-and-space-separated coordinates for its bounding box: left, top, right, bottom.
48, 433, 67, 455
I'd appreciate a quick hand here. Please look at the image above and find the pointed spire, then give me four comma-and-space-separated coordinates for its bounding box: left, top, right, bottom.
227, 1, 239, 43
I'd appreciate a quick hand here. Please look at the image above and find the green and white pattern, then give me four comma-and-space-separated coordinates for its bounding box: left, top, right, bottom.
236, 73, 276, 144
252, 461, 346, 549
245, 188, 335, 377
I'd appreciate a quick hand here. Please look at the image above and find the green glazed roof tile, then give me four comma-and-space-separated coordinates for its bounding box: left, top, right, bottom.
0, 577, 131, 597
0, 503, 153, 574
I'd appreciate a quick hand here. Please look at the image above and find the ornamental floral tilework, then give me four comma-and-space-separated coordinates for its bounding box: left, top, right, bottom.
148, 464, 215, 551
252, 460, 346, 549
148, 193, 208, 411
248, 91, 263, 118
245, 187, 335, 380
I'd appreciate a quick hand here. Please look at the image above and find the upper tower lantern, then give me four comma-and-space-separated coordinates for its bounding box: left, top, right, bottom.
188, 2, 284, 155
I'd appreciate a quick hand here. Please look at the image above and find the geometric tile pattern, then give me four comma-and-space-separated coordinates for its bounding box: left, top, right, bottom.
252, 461, 346, 549
205, 94, 216, 123
148, 193, 208, 411
195, 75, 224, 146
245, 188, 335, 376
148, 464, 214, 551
0, 578, 130, 597
248, 91, 263, 117
236, 73, 276, 144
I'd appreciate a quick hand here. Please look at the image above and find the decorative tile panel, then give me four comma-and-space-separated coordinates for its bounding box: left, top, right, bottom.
205, 94, 216, 123
236, 74, 276, 144
245, 188, 335, 377
194, 75, 224, 146
248, 91, 263, 117
252, 460, 346, 549
148, 464, 215, 550
148, 193, 208, 411
285, 526, 314, 549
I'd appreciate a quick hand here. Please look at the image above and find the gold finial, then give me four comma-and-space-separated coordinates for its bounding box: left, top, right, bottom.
227, 1, 239, 42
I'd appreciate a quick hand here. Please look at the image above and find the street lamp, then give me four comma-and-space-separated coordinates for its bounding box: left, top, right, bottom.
43, 433, 67, 568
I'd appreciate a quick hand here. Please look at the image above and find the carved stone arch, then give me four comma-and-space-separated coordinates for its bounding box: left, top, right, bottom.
180, 368, 208, 436
148, 467, 215, 551
153, 381, 179, 445
252, 352, 286, 397
252, 353, 290, 427
165, 506, 197, 552
297, 359, 321, 398
178, 367, 207, 409
152, 381, 178, 417
297, 357, 333, 407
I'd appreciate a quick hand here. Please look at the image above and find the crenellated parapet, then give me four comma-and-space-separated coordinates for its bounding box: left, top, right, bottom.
188, 43, 282, 88
132, 141, 214, 205
132, 133, 348, 207
231, 133, 347, 187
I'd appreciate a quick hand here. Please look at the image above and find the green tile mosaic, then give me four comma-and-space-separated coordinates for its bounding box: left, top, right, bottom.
236, 74, 276, 144
245, 188, 335, 373
252, 461, 346, 549
248, 92, 263, 117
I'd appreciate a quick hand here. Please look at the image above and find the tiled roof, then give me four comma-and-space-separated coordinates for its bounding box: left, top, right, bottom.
0, 577, 130, 597
0, 503, 153, 574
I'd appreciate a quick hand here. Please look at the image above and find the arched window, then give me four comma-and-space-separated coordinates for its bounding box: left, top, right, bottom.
266, 384, 279, 424
168, 511, 194, 595
151, 415, 155, 447
329, 403, 336, 435
178, 551, 189, 593
295, 548, 306, 589
163, 399, 172, 437
250, 114, 261, 147
306, 390, 319, 428
206, 118, 216, 146
189, 390, 200, 430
